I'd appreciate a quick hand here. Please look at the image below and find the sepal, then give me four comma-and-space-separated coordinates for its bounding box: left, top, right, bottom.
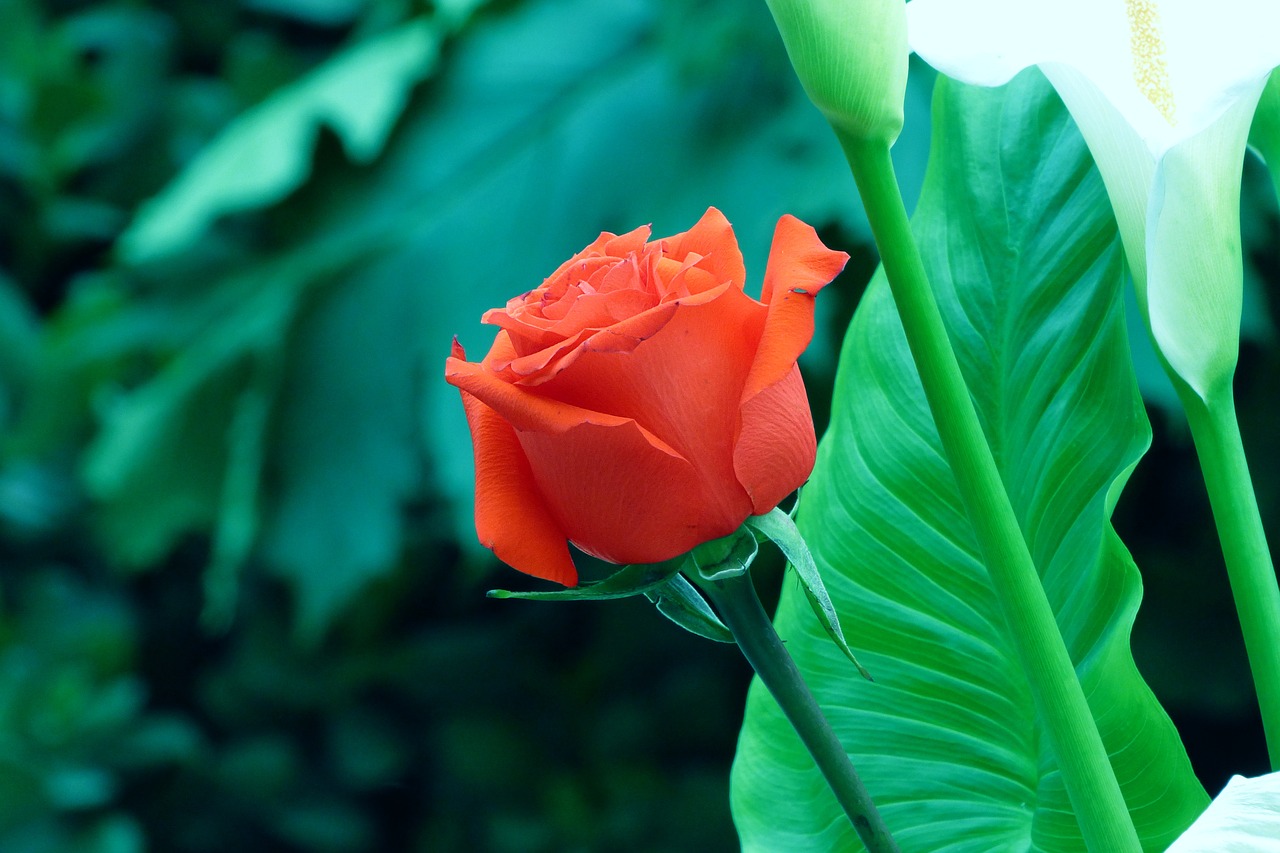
690, 528, 759, 583
487, 556, 684, 601
645, 574, 735, 643
746, 507, 872, 680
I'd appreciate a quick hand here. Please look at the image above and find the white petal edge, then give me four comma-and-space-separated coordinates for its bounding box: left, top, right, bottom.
1166, 772, 1280, 852
907, 0, 1280, 158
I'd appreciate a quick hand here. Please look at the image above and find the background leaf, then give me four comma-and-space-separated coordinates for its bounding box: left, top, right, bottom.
731, 72, 1208, 851
118, 19, 446, 263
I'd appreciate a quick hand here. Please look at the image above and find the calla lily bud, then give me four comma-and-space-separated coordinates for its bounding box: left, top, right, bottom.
766, 0, 908, 146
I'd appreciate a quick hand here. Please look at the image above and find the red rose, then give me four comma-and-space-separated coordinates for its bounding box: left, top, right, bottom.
445, 207, 847, 585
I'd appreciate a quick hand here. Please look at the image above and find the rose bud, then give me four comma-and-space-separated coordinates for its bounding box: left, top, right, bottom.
445, 207, 848, 585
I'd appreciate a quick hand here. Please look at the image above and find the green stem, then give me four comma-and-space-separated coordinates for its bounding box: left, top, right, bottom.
839, 136, 1141, 852
698, 572, 900, 853
1179, 386, 1280, 768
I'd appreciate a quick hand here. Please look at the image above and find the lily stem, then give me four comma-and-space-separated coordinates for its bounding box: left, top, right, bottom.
697, 572, 900, 853
839, 135, 1141, 852
1179, 386, 1280, 769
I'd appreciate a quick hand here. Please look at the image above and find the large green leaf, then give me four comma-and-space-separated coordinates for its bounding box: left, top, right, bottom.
732, 73, 1207, 851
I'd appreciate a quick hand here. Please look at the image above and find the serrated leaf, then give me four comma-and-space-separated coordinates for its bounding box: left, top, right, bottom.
732, 72, 1207, 851
745, 508, 870, 680
644, 574, 734, 643
488, 557, 685, 602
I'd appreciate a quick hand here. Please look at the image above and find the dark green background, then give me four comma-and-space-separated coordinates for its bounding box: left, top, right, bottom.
0, 0, 1275, 850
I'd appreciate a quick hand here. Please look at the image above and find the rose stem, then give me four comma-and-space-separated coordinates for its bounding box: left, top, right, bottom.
838, 136, 1142, 852
1177, 383, 1280, 768
697, 572, 900, 853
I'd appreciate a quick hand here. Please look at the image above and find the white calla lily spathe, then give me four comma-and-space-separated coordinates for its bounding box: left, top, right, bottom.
906, 0, 1280, 403
1165, 773, 1280, 852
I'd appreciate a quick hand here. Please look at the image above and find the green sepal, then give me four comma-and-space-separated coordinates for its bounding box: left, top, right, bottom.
746, 508, 872, 680
487, 556, 684, 601
690, 528, 759, 583
644, 574, 735, 643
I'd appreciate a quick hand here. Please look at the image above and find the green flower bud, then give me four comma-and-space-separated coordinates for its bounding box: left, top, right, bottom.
766, 0, 908, 145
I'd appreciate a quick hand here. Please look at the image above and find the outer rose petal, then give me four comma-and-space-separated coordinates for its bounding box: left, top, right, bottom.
448, 342, 575, 584
518, 419, 715, 566
537, 284, 765, 532
447, 341, 703, 568
447, 346, 638, 437
460, 391, 578, 584
733, 364, 817, 514
744, 215, 848, 402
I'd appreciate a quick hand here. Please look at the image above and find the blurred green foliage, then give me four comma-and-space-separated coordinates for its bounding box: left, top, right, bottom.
0, 0, 1276, 849
0, 0, 870, 848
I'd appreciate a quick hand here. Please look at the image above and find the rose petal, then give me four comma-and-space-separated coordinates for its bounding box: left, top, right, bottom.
600, 224, 651, 259
745, 215, 847, 402
594, 255, 645, 294
494, 301, 681, 386
554, 283, 657, 332
656, 207, 746, 293
733, 364, 817, 514
482, 306, 567, 357
492, 329, 593, 383
759, 214, 847, 302
538, 284, 764, 530
517, 418, 719, 566
479, 329, 520, 371
448, 341, 576, 584
542, 224, 651, 285
656, 256, 721, 300
447, 345, 636, 436
578, 300, 680, 356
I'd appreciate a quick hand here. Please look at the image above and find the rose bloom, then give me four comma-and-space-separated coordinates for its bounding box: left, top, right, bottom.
445, 207, 847, 585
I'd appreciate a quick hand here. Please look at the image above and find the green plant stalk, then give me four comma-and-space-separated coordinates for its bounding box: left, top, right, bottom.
697, 572, 900, 853
1179, 385, 1280, 768
839, 136, 1141, 852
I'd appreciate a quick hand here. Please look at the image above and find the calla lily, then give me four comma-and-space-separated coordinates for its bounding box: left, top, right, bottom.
907, 0, 1280, 403
1165, 773, 1280, 851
